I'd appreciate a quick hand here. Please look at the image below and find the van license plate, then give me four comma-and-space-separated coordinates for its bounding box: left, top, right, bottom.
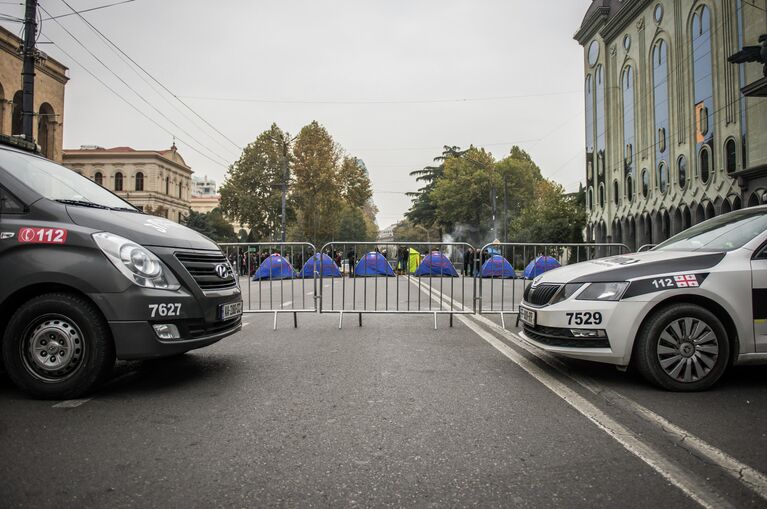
218, 301, 243, 320
519, 306, 536, 327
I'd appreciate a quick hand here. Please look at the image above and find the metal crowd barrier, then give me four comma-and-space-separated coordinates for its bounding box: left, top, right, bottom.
218, 242, 318, 329
318, 241, 475, 329
475, 242, 632, 327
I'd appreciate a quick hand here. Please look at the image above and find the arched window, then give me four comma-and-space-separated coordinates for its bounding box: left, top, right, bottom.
94, 172, 103, 186
595, 65, 606, 179
641, 169, 649, 198
585, 74, 594, 183
725, 138, 737, 174
613, 180, 620, 206
622, 65, 636, 194
135, 172, 144, 191
599, 183, 605, 208
678, 155, 687, 189
626, 175, 634, 202
165, 176, 170, 195
700, 146, 711, 184
178, 181, 182, 199
657, 162, 668, 194
38, 103, 55, 159
652, 40, 670, 176
692, 6, 715, 181
587, 187, 593, 210
114, 172, 124, 192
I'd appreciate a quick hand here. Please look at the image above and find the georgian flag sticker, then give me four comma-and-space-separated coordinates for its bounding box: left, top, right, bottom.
674, 274, 699, 288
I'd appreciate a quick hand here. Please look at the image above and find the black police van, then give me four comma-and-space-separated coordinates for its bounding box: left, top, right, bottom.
0, 137, 242, 399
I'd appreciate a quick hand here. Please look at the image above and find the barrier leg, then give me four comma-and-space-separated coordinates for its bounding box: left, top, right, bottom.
339, 311, 344, 330
449, 313, 453, 328
273, 311, 278, 331
358, 313, 362, 327
433, 312, 438, 330
293, 312, 298, 329
500, 312, 506, 330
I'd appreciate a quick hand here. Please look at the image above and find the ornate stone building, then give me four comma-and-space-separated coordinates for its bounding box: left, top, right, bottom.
62, 144, 193, 223
0, 26, 68, 161
576, 0, 767, 249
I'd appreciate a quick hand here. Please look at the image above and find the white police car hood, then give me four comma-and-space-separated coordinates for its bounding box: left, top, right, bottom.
533, 250, 726, 285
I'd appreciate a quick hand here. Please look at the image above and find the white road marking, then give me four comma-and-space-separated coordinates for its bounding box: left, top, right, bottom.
306, 292, 314, 296
282, 301, 293, 307
52, 398, 92, 408
412, 279, 751, 508
458, 315, 730, 509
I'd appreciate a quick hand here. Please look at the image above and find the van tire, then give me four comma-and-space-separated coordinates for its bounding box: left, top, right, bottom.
2, 293, 115, 399
634, 303, 729, 392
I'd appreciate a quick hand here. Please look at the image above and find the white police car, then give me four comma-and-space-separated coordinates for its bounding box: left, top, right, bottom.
519, 206, 767, 391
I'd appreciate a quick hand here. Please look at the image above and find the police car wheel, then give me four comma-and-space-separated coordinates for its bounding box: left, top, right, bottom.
635, 304, 729, 392
2, 293, 115, 400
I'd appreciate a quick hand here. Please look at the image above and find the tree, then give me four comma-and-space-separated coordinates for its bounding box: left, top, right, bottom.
392, 219, 439, 242
430, 147, 498, 241
219, 123, 293, 241
509, 180, 586, 243
340, 157, 372, 209
405, 145, 465, 231
336, 205, 376, 241
292, 121, 343, 246
182, 208, 237, 242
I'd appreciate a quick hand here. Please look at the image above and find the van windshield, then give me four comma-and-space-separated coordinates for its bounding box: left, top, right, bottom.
654, 208, 767, 252
0, 149, 137, 211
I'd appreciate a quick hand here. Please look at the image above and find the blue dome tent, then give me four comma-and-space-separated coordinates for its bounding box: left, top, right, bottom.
523, 256, 561, 279
354, 252, 395, 277
252, 253, 296, 280
480, 255, 516, 279
299, 253, 341, 278
414, 251, 459, 277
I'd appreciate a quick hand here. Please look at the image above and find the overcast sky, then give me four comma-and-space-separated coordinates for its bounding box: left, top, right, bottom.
2, 0, 592, 228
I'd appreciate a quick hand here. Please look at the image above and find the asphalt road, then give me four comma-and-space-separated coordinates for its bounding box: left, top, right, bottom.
1, 280, 766, 508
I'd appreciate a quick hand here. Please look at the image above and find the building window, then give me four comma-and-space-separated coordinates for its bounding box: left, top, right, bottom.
94, 172, 103, 186
652, 40, 670, 176
641, 169, 649, 198
657, 162, 668, 194
588, 40, 599, 66
613, 180, 620, 206
114, 172, 123, 192
165, 176, 170, 195
623, 35, 631, 51
654, 3, 664, 23
626, 175, 634, 202
725, 138, 737, 174
622, 66, 636, 197
700, 147, 711, 184
178, 182, 182, 199
678, 155, 687, 189
599, 184, 605, 208
585, 74, 594, 183
692, 6, 715, 183
135, 172, 144, 191
587, 187, 593, 210
595, 65, 606, 178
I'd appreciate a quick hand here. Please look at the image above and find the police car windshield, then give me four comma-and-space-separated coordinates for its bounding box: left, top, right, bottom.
655, 208, 767, 252
0, 149, 136, 211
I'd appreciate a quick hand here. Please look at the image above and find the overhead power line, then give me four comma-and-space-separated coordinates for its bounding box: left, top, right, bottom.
179, 90, 581, 106
40, 4, 232, 167
42, 0, 135, 20
46, 37, 230, 169
56, 0, 242, 152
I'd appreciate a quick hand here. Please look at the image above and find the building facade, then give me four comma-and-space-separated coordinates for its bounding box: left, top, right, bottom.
62, 144, 193, 223
192, 175, 217, 197
0, 26, 68, 161
576, 0, 767, 250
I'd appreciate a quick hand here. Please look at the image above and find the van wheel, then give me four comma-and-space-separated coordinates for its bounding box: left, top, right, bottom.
634, 304, 729, 391
2, 293, 115, 399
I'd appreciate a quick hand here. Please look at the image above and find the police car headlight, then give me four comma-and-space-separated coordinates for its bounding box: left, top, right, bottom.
576, 282, 628, 301
93, 232, 180, 290
550, 283, 584, 304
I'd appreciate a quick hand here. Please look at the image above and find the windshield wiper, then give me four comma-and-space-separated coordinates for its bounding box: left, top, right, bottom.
110, 206, 140, 213
55, 199, 111, 210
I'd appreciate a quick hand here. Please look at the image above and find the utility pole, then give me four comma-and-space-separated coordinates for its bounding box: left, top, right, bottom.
21, 0, 38, 142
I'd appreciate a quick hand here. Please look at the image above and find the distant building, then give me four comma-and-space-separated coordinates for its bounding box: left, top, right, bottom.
378, 223, 396, 243
192, 175, 217, 197
576, 0, 767, 249
0, 25, 68, 161
62, 144, 193, 223
190, 195, 220, 214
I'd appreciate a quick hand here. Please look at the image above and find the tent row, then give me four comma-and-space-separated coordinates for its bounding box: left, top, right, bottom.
252, 252, 561, 281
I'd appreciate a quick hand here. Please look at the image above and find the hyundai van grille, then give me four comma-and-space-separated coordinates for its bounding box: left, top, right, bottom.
175, 252, 237, 291
524, 284, 561, 307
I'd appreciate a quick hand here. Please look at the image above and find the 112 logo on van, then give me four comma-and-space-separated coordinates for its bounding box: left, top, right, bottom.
18, 227, 68, 244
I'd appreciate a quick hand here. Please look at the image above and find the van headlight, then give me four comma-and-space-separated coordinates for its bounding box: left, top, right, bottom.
93, 232, 180, 290
576, 282, 628, 301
